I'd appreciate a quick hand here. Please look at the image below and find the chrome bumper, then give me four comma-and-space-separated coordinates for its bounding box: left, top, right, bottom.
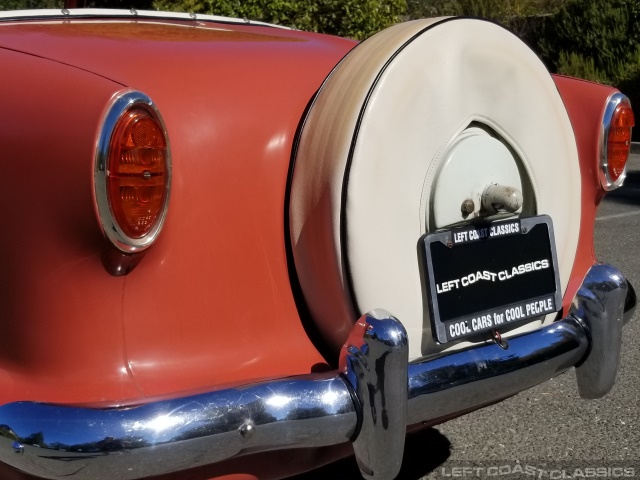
0, 264, 634, 480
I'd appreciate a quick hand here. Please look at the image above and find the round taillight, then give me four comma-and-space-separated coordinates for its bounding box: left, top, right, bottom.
607, 102, 635, 182
108, 109, 167, 239
601, 93, 634, 190
96, 91, 171, 252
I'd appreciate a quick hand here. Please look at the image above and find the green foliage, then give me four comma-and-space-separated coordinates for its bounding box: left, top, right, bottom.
0, 0, 61, 9
407, 0, 565, 30
86, 0, 155, 8
556, 51, 609, 83
531, 0, 639, 81
405, 0, 456, 18
0, 0, 147, 9
527, 0, 640, 137
152, 0, 406, 39
555, 47, 640, 86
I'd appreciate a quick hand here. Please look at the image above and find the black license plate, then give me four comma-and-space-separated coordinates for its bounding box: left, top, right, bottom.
421, 215, 562, 344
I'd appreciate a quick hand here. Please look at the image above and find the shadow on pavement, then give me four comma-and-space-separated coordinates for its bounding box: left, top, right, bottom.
289, 427, 451, 480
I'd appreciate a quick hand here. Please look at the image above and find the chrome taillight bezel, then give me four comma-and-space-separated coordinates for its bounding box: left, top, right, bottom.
95, 90, 172, 253
599, 92, 632, 191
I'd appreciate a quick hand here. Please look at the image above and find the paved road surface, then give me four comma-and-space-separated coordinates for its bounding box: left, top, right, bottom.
292, 155, 640, 480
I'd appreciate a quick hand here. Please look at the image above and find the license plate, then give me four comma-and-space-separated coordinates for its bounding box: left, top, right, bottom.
420, 215, 562, 344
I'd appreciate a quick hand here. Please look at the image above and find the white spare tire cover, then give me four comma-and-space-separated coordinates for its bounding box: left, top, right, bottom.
289, 18, 580, 360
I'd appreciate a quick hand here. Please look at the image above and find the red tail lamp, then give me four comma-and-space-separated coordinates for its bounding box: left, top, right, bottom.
96, 91, 171, 252
601, 93, 634, 190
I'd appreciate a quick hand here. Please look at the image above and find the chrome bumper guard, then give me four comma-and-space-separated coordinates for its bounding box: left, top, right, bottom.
0, 264, 634, 480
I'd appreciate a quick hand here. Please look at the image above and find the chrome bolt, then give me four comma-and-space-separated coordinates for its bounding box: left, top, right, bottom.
11, 442, 24, 455
239, 421, 255, 439
461, 199, 475, 216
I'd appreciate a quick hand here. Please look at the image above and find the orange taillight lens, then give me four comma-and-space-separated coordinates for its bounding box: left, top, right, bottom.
96, 91, 171, 253
606, 101, 635, 183
108, 108, 168, 239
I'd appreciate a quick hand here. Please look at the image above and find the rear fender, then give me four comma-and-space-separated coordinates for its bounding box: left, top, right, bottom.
553, 74, 618, 314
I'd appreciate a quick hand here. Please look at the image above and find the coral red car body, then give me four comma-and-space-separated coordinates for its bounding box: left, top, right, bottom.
0, 16, 352, 404
0, 10, 635, 480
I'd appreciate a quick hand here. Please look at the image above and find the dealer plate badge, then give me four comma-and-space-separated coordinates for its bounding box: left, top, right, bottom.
420, 215, 562, 344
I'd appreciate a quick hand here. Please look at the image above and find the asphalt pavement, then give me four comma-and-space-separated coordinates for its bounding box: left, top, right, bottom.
291, 155, 640, 480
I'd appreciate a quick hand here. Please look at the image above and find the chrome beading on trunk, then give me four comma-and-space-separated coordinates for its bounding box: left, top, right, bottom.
0, 263, 632, 480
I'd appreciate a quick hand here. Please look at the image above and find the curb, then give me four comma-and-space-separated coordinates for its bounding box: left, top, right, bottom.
632, 142, 640, 154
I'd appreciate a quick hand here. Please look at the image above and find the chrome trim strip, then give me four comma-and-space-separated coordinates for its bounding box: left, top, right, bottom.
0, 263, 630, 480
599, 92, 631, 191
94, 90, 172, 253
0, 8, 291, 28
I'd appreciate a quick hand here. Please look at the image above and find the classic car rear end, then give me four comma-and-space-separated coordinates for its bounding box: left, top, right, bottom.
0, 10, 635, 480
